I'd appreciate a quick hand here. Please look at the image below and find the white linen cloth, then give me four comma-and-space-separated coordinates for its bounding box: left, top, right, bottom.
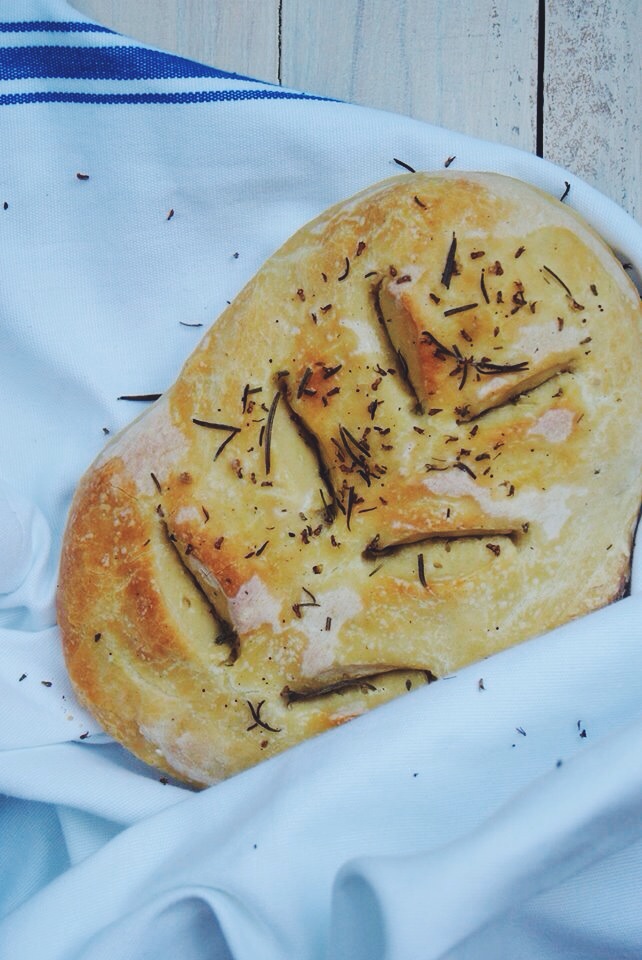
1, 3, 641, 957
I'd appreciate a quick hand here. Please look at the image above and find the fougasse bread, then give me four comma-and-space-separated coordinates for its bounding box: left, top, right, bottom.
57, 172, 642, 786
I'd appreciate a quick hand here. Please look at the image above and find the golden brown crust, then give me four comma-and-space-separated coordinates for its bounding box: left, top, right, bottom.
57, 172, 642, 786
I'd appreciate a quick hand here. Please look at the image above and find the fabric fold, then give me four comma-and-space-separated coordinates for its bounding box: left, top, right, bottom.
329, 713, 642, 960
0, 479, 56, 628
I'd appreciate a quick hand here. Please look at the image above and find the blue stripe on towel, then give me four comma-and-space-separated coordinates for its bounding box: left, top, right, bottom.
0, 44, 252, 81
0, 20, 114, 33
0, 88, 331, 106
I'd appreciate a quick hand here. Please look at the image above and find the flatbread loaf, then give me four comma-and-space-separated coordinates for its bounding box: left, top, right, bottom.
57, 172, 642, 786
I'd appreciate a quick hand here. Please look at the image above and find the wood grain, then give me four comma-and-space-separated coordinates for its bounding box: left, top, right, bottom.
280, 0, 539, 153
71, 0, 280, 82
544, 0, 640, 221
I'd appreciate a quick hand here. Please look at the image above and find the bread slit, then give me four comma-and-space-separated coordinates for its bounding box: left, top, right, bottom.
371, 277, 424, 411
277, 384, 337, 519
162, 521, 240, 664
281, 667, 437, 703
458, 360, 577, 422
362, 529, 519, 558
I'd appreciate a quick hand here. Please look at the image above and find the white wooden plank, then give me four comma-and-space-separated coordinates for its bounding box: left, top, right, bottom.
544, 0, 641, 221
280, 0, 540, 152
69, 0, 280, 84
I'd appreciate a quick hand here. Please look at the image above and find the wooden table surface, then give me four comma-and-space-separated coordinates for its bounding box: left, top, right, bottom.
70, 1, 640, 223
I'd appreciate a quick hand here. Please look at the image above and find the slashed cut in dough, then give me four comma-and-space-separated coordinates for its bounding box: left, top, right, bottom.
57, 172, 642, 786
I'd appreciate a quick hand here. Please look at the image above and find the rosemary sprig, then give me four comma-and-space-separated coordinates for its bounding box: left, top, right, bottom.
264, 391, 280, 474
421, 330, 529, 390
441, 233, 458, 289
246, 700, 281, 733
191, 418, 241, 459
